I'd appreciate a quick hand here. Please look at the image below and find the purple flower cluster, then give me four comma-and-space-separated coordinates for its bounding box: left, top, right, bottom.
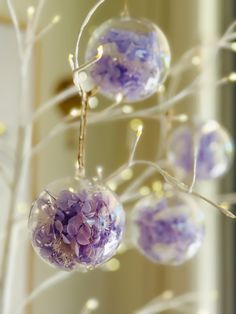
167, 121, 234, 180
132, 194, 205, 265
29, 182, 125, 271
85, 17, 171, 103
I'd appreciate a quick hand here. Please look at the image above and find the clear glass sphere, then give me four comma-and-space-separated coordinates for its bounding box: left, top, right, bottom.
167, 120, 234, 181
29, 177, 125, 271
132, 191, 205, 265
85, 17, 171, 103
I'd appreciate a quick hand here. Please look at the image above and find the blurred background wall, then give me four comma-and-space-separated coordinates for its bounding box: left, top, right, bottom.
0, 0, 235, 313
221, 1, 236, 314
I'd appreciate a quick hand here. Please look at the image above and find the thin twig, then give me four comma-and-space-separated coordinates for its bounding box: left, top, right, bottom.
31, 0, 46, 35
34, 15, 60, 42
32, 86, 78, 122
75, 0, 105, 69
6, 0, 23, 59
72, 46, 103, 76
28, 71, 227, 159
74, 0, 106, 95
135, 291, 213, 314
223, 21, 236, 38
100, 93, 123, 114
189, 132, 199, 193
15, 272, 72, 314
105, 159, 236, 219
30, 70, 230, 162
120, 167, 154, 202
128, 125, 143, 166
1, 1, 46, 312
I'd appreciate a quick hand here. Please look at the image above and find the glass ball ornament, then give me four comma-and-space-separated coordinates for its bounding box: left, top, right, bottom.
29, 177, 125, 271
131, 191, 205, 265
167, 120, 234, 181
85, 17, 171, 103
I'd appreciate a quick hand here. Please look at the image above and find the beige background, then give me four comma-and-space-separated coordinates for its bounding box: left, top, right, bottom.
0, 0, 232, 313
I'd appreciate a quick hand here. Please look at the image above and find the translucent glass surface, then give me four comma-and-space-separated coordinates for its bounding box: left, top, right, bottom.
85, 17, 171, 103
29, 177, 125, 271
132, 191, 205, 265
167, 120, 234, 180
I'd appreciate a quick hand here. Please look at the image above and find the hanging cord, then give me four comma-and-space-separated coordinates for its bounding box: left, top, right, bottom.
69, 0, 105, 178
73, 86, 98, 178
70, 53, 101, 179
121, 0, 130, 17
76, 91, 89, 178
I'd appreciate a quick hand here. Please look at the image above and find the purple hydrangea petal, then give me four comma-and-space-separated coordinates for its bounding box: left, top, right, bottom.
82, 201, 95, 218
74, 242, 80, 257
55, 220, 63, 233
167, 121, 234, 180
76, 223, 92, 245
67, 223, 78, 238
132, 193, 205, 265
29, 179, 125, 271
85, 18, 171, 103
56, 190, 76, 210
62, 234, 71, 245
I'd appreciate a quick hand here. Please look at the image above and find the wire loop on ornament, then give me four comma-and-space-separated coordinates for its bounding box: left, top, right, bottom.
71, 46, 103, 76
122, 0, 130, 18
44, 189, 56, 200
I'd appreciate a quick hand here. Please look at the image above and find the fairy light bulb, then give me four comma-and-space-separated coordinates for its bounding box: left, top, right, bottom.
167, 120, 234, 181
132, 191, 205, 265
85, 17, 171, 103
29, 177, 125, 271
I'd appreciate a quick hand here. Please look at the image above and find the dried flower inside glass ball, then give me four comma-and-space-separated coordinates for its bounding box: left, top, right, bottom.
131, 191, 205, 265
85, 17, 171, 103
29, 177, 125, 271
167, 120, 234, 181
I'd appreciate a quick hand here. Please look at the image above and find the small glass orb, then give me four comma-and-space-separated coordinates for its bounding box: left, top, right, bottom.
167, 120, 234, 181
132, 191, 205, 265
29, 177, 125, 271
85, 17, 171, 103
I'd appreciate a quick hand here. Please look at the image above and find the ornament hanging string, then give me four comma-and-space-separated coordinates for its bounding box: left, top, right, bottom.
69, 0, 106, 177
71, 58, 101, 178
77, 92, 89, 177
122, 0, 130, 17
